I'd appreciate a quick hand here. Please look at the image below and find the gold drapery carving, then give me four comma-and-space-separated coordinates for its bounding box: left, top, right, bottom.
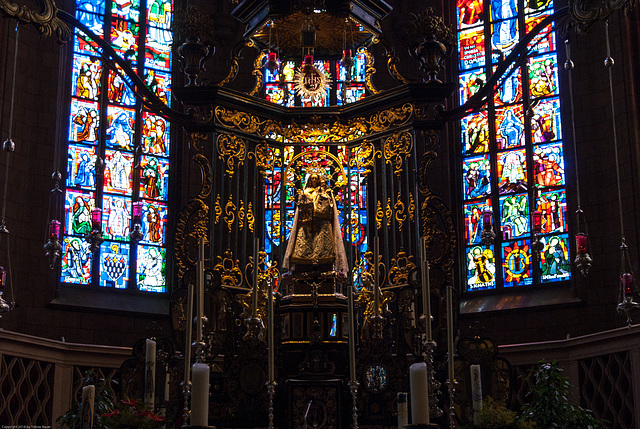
216, 133, 246, 178
384, 131, 413, 176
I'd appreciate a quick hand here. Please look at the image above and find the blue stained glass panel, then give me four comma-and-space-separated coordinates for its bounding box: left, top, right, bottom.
145, 28, 172, 71
265, 170, 282, 206
502, 239, 533, 287
111, 0, 140, 21
139, 156, 169, 200
533, 142, 565, 188
466, 245, 497, 290
490, 0, 518, 22
72, 55, 101, 101
463, 200, 492, 245
64, 190, 95, 236
137, 245, 165, 292
265, 83, 295, 107
536, 189, 567, 234
141, 111, 170, 156
61, 236, 93, 284
526, 12, 555, 54
106, 105, 135, 150
108, 67, 136, 106
77, 0, 105, 16
499, 193, 529, 239
340, 209, 367, 252
104, 149, 134, 195
110, 19, 139, 59
459, 69, 486, 104
147, 0, 171, 25
494, 66, 522, 105
144, 70, 171, 107
491, 19, 519, 62
102, 194, 131, 240
525, 0, 553, 14
99, 241, 130, 288
530, 96, 562, 143
67, 144, 97, 189
69, 98, 100, 144
336, 83, 366, 105
463, 155, 491, 200
457, 0, 484, 29
528, 53, 558, 98
337, 51, 366, 82
461, 111, 489, 155
140, 201, 168, 245
495, 104, 525, 149
74, 30, 102, 56
539, 233, 571, 283
458, 27, 486, 70
497, 148, 528, 194
75, 12, 104, 37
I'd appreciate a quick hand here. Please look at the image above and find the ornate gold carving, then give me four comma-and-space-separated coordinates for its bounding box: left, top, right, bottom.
409, 192, 416, 222
216, 133, 246, 178
376, 201, 383, 230
357, 250, 387, 288
249, 51, 267, 97
394, 192, 406, 231
357, 284, 394, 340
388, 251, 416, 288
224, 195, 236, 233
247, 202, 255, 232
193, 153, 213, 199
174, 199, 209, 278
368, 103, 414, 133
384, 131, 413, 176
0, 0, 71, 43
349, 140, 379, 176
214, 195, 221, 224
388, 55, 411, 84
361, 47, 379, 95
283, 149, 348, 193
214, 249, 244, 289
251, 141, 283, 175
385, 199, 393, 228
238, 200, 245, 230
189, 132, 208, 154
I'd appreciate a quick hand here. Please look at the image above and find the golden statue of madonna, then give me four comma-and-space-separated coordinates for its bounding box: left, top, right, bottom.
283, 172, 348, 274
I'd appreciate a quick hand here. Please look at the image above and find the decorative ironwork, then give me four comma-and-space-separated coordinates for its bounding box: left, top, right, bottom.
0, 0, 71, 43
224, 195, 236, 233
217, 134, 246, 178
283, 149, 348, 193
238, 201, 245, 230
368, 104, 414, 133
247, 202, 255, 232
376, 201, 383, 230
409, 192, 416, 222
250, 51, 267, 97
193, 153, 213, 199
174, 200, 209, 278
251, 142, 283, 175
349, 140, 378, 176
385, 199, 392, 228
394, 192, 406, 231
214, 249, 244, 289
388, 251, 416, 288
384, 132, 413, 176
361, 46, 379, 95
214, 195, 221, 224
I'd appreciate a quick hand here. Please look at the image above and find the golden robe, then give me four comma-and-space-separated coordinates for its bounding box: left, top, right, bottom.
290, 185, 335, 265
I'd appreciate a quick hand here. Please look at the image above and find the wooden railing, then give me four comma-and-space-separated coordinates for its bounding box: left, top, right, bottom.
0, 329, 131, 427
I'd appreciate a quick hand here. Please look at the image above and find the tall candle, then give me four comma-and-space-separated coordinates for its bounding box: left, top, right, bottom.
397, 392, 408, 428
145, 338, 156, 410
447, 285, 455, 386
421, 237, 432, 341
81, 385, 95, 429
191, 362, 210, 426
268, 276, 275, 383
471, 364, 483, 427
197, 237, 205, 343
164, 362, 170, 402
184, 283, 194, 385
409, 362, 430, 424
253, 238, 259, 317
348, 282, 357, 383
373, 236, 380, 317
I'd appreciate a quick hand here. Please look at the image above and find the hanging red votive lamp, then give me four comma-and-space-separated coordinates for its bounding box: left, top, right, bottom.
482, 209, 492, 230
133, 201, 144, 223
48, 220, 61, 240
622, 273, 634, 298
91, 208, 102, 230
576, 233, 588, 255
341, 49, 353, 69
532, 210, 543, 234
267, 52, 279, 73
304, 54, 314, 66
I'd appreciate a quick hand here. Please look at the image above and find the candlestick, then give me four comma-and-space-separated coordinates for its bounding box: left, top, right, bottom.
373, 236, 380, 317
253, 238, 259, 318
191, 362, 210, 426
471, 364, 483, 427
348, 282, 357, 383
397, 392, 408, 428
409, 362, 430, 424
184, 283, 194, 385
421, 237, 432, 341
81, 385, 95, 429
197, 237, 205, 344
268, 275, 275, 383
446, 285, 455, 386
145, 338, 156, 410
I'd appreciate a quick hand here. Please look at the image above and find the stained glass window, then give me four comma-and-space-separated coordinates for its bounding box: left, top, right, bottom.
62, 0, 173, 293
457, 0, 570, 291
263, 51, 367, 107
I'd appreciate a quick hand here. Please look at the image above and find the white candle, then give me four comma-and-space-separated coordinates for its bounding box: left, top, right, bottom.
145, 338, 156, 410
348, 283, 357, 383
447, 285, 455, 385
373, 236, 380, 317
197, 237, 205, 343
421, 237, 432, 341
184, 283, 194, 385
268, 276, 275, 383
409, 362, 429, 424
397, 392, 408, 428
81, 385, 95, 429
253, 238, 259, 317
191, 362, 210, 426
471, 364, 483, 427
